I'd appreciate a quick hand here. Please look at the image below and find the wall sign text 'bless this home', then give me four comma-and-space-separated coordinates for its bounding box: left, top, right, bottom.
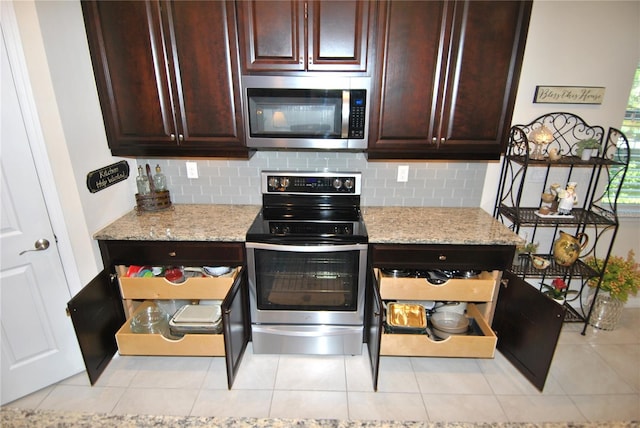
533, 86, 605, 104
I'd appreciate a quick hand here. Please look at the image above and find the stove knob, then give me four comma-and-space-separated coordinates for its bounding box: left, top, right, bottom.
268, 177, 279, 189
280, 177, 290, 189
333, 178, 342, 189
344, 178, 354, 190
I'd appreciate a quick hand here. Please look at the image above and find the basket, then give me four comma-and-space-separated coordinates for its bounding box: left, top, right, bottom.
135, 190, 172, 213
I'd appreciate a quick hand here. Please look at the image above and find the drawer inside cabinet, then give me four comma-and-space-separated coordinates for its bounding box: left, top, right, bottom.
380, 303, 496, 358
117, 266, 239, 300
116, 301, 225, 357
375, 268, 496, 302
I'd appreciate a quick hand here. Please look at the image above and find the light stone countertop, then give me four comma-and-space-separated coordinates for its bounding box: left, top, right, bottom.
5, 407, 632, 428
93, 204, 522, 246
93, 204, 260, 241
362, 207, 523, 246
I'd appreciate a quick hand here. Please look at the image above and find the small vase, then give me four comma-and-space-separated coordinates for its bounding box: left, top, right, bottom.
553, 296, 566, 306
581, 150, 592, 161
588, 290, 625, 330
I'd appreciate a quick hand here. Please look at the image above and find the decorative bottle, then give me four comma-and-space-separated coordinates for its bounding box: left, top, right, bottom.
136, 165, 150, 195
153, 164, 167, 191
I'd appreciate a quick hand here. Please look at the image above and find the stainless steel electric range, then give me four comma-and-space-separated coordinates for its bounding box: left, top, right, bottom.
245, 171, 368, 355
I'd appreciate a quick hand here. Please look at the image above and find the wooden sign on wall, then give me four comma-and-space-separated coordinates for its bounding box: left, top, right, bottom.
533, 86, 605, 104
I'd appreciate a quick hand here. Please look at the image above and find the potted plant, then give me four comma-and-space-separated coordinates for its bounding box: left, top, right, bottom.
514, 241, 538, 265
542, 278, 577, 304
584, 250, 640, 330
575, 138, 600, 160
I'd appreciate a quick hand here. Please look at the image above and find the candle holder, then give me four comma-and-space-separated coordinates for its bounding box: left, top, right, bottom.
528, 125, 554, 160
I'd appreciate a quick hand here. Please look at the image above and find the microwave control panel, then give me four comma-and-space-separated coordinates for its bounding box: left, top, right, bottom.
349, 90, 366, 138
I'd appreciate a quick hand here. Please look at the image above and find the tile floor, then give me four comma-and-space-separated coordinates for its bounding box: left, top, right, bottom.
5, 308, 639, 423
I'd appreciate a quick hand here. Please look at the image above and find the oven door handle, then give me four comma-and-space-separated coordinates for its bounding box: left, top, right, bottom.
245, 242, 367, 252
252, 324, 361, 337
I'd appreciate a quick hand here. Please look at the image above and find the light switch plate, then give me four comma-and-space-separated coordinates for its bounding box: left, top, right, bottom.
397, 165, 409, 182
186, 161, 198, 179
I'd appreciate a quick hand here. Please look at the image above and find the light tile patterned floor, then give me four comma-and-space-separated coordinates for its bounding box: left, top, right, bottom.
4, 308, 639, 423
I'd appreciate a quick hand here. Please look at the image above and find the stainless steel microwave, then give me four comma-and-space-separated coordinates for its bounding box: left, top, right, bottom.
241, 76, 370, 150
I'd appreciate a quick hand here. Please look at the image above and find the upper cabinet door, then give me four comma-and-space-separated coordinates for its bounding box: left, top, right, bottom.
164, 1, 246, 153
440, 1, 530, 153
368, 1, 451, 155
82, 1, 249, 158
82, 1, 176, 149
307, 0, 372, 72
368, 0, 532, 160
237, 0, 374, 73
236, 0, 305, 72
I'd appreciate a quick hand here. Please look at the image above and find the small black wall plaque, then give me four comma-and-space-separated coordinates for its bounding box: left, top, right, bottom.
86, 160, 130, 193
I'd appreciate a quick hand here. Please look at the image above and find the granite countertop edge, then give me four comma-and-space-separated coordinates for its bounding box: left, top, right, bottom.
1, 408, 635, 428
93, 204, 523, 246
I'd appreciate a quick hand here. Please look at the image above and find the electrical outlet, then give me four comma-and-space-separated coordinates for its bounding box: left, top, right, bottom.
397, 165, 409, 182
186, 161, 198, 179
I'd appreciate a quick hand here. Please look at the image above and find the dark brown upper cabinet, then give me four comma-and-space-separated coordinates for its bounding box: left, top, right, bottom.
236, 0, 376, 74
367, 1, 532, 160
82, 1, 251, 158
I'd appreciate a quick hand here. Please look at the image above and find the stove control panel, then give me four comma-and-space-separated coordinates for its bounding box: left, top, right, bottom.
262, 171, 361, 195
269, 222, 354, 236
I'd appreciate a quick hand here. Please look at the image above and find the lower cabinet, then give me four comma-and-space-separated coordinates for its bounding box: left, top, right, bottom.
67, 240, 250, 389
366, 243, 564, 392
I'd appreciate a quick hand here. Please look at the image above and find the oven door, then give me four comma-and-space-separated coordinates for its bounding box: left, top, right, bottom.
246, 242, 367, 325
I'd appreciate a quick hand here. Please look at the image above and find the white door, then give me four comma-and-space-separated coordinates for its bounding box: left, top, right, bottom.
1, 17, 83, 405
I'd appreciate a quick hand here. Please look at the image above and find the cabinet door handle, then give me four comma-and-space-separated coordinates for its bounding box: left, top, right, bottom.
170, 133, 176, 141
168, 251, 176, 257
438, 255, 447, 261
432, 137, 437, 143
178, 134, 184, 142
440, 137, 445, 143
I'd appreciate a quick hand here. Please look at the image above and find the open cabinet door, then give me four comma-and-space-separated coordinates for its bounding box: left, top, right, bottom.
222, 268, 250, 389
67, 270, 125, 385
492, 271, 566, 391
366, 271, 383, 391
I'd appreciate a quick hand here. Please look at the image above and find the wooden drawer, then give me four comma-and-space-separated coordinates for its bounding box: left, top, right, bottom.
380, 304, 496, 358
117, 266, 239, 300
371, 244, 513, 271
116, 301, 225, 356
375, 268, 496, 302
100, 241, 245, 267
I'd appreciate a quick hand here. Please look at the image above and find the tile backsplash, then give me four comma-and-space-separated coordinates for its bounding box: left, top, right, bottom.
138, 151, 488, 207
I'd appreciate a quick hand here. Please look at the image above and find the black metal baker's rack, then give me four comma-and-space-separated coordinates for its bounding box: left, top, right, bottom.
494, 112, 630, 334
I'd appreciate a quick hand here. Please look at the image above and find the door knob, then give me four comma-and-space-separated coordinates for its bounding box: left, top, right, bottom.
19, 238, 50, 255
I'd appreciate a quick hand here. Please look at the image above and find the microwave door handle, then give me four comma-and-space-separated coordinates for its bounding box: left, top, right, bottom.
341, 90, 350, 138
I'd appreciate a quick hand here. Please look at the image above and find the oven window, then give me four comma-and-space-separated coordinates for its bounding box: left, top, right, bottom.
254, 248, 360, 311
247, 89, 342, 138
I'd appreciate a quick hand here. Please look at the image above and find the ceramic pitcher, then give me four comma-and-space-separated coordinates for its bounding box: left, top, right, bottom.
553, 231, 588, 267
